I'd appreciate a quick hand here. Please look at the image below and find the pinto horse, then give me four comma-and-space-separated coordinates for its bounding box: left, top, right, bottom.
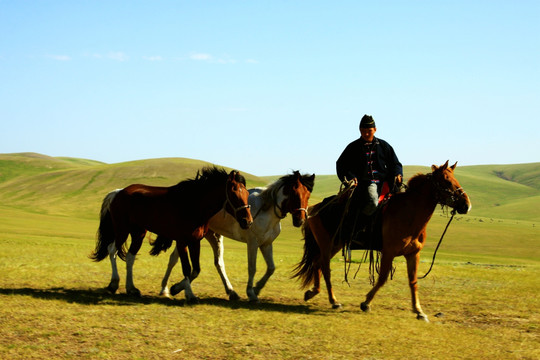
89, 166, 253, 300
152, 171, 315, 302
293, 161, 471, 321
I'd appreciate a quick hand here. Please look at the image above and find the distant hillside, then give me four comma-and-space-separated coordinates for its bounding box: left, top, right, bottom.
0, 152, 105, 183
0, 153, 267, 219
0, 153, 538, 222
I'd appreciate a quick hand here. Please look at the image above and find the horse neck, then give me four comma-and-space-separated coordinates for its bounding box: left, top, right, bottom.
250, 181, 284, 221
266, 179, 288, 219
404, 176, 439, 221
197, 183, 228, 222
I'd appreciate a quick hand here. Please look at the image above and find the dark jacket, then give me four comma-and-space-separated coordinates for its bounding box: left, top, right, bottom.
336, 137, 403, 190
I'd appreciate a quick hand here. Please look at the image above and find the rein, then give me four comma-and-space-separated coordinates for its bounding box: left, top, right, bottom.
418, 209, 456, 279
418, 174, 464, 279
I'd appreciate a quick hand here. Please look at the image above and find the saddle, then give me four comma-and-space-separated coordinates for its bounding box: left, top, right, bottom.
344, 182, 394, 252
315, 181, 399, 252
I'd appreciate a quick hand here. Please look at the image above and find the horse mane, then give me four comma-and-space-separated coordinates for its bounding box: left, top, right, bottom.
299, 172, 315, 193
258, 171, 314, 211
406, 173, 430, 193
258, 176, 287, 212
170, 166, 245, 199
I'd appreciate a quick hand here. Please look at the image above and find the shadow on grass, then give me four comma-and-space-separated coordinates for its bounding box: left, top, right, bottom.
0, 286, 317, 314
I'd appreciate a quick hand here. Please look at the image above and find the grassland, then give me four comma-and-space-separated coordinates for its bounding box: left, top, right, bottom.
0, 153, 538, 359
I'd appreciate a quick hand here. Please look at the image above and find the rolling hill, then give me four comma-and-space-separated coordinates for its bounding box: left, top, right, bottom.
0, 153, 267, 219
0, 153, 538, 222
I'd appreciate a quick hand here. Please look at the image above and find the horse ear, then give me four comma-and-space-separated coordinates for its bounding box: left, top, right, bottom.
450, 162, 458, 170
302, 174, 315, 192
441, 160, 449, 170
228, 170, 237, 180
431, 164, 438, 172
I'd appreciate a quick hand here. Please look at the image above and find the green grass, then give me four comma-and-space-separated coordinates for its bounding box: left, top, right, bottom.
0, 153, 539, 359
0, 211, 538, 359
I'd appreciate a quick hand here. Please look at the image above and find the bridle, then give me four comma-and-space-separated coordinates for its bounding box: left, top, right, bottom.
428, 174, 467, 209
224, 177, 251, 218
272, 183, 308, 220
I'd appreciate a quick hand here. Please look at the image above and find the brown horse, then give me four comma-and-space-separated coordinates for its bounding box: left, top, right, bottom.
90, 166, 253, 300
153, 171, 315, 302
293, 161, 471, 321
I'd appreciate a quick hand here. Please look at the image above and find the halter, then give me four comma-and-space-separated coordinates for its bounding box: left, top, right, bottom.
271, 183, 308, 220
428, 174, 468, 209
274, 203, 308, 219
224, 178, 251, 217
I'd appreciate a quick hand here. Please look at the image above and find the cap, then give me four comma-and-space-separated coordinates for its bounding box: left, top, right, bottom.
359, 114, 376, 129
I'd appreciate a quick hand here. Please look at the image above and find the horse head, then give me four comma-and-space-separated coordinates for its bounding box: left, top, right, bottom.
282, 171, 315, 227
225, 170, 253, 229
430, 161, 472, 214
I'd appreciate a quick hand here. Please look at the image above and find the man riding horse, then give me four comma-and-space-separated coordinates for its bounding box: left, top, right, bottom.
336, 114, 403, 242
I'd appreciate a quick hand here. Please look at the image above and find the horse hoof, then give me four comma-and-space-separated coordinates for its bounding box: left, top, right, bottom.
228, 291, 240, 301
360, 302, 370, 312
246, 289, 259, 302
304, 290, 318, 302
417, 314, 429, 322
332, 303, 342, 309
160, 287, 171, 298
170, 284, 184, 296
127, 288, 141, 297
104, 285, 118, 294
186, 296, 200, 305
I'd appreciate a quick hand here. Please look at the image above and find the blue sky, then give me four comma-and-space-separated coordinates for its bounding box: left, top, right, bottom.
1, 1, 538, 176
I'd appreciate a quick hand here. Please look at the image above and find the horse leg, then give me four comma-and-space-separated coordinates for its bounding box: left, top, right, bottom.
320, 256, 341, 309
159, 248, 179, 297
246, 239, 260, 302
125, 229, 146, 296
183, 240, 201, 303
170, 242, 198, 303
105, 243, 120, 294
405, 252, 429, 322
308, 215, 341, 308
188, 239, 201, 282
304, 268, 321, 302
106, 226, 130, 294
206, 231, 238, 301
361, 253, 394, 312
169, 243, 190, 295
254, 243, 275, 298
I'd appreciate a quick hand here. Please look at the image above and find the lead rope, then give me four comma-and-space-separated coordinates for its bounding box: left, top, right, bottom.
418, 209, 456, 279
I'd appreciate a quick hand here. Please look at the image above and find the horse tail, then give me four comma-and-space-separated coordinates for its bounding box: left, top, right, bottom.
89, 189, 121, 262
149, 235, 174, 256
292, 218, 321, 289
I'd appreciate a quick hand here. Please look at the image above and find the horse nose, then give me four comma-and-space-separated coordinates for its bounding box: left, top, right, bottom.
293, 217, 305, 228
457, 200, 471, 214
241, 218, 253, 229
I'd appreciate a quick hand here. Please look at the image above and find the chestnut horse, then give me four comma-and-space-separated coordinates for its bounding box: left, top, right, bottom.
152, 171, 315, 302
293, 161, 471, 321
90, 166, 253, 300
